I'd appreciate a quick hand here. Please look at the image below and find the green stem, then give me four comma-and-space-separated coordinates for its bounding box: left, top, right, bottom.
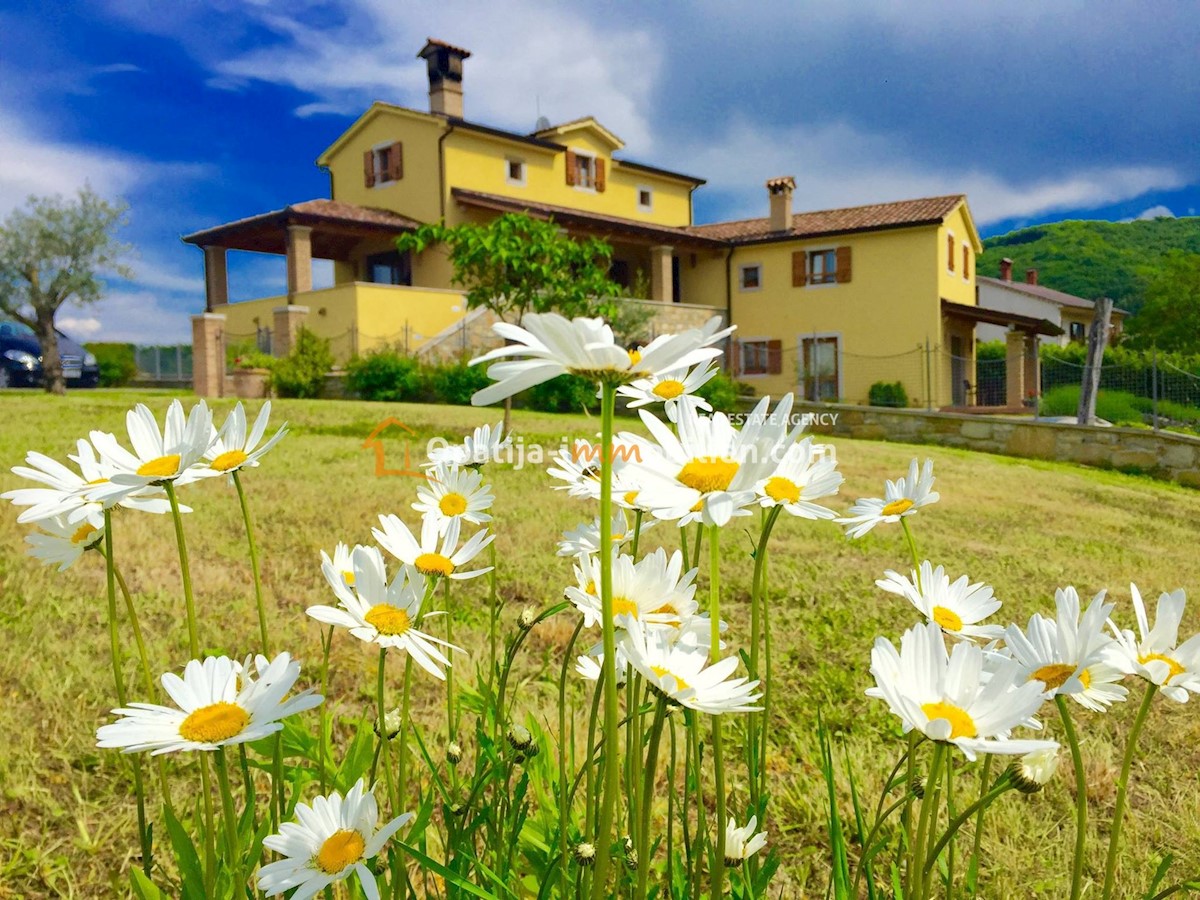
443, 577, 456, 744
852, 793, 911, 897
590, 382, 621, 900
396, 654, 414, 900
630, 509, 643, 558
691, 521, 704, 571
635, 698, 668, 900
924, 779, 1014, 875
1057, 696, 1088, 900
232, 470, 269, 655
901, 517, 922, 589
946, 755, 956, 898
488, 542, 499, 690
198, 754, 218, 895
1101, 683, 1158, 900
164, 481, 200, 658
559, 619, 584, 900
966, 754, 994, 899
375, 649, 398, 808
748, 506, 782, 815
912, 743, 946, 899
708, 525, 727, 900
318, 626, 334, 793
214, 749, 243, 892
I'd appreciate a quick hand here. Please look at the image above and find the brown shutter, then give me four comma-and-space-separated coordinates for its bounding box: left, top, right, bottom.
730, 338, 742, 376
947, 234, 955, 271
363, 149, 376, 188
767, 339, 783, 375
594, 158, 606, 192
963, 245, 970, 278
835, 246, 852, 283
791, 250, 807, 287
565, 150, 577, 186
388, 141, 403, 181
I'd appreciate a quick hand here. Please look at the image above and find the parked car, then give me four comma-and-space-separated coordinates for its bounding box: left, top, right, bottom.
0, 319, 100, 388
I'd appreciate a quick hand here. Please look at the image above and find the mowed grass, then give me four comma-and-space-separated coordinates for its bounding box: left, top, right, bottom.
3, 388, 1200, 897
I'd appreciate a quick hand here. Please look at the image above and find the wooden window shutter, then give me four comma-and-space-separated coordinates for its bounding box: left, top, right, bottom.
947, 234, 955, 271
363, 149, 376, 188
730, 338, 742, 376
594, 158, 606, 192
565, 150, 577, 186
835, 246, 852, 283
962, 245, 970, 278
767, 339, 783, 375
791, 250, 807, 287
387, 141, 403, 181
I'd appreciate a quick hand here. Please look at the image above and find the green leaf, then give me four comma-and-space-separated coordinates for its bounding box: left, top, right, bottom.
162, 803, 206, 900
129, 869, 167, 900
396, 841, 503, 899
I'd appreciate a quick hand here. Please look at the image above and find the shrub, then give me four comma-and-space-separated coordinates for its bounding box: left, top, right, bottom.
270, 328, 333, 399
345, 348, 427, 402
695, 370, 740, 413
526, 374, 599, 413
85, 342, 138, 387
428, 360, 491, 406
868, 380, 909, 408
1038, 385, 1147, 425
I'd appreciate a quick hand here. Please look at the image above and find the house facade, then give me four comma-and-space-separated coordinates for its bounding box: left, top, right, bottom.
976, 260, 1127, 347
187, 38, 1051, 408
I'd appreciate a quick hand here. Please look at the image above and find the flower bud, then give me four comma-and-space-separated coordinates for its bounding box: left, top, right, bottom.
447, 741, 463, 765
573, 842, 597, 867
910, 777, 925, 799
518, 607, 538, 630
1009, 747, 1059, 794
622, 835, 638, 870
373, 707, 402, 740
507, 724, 536, 756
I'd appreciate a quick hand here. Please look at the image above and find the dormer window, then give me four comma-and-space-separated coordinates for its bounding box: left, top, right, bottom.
565, 150, 606, 192
506, 158, 526, 186
364, 141, 403, 187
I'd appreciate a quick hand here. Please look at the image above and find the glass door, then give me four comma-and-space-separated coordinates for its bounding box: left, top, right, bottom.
802, 336, 839, 401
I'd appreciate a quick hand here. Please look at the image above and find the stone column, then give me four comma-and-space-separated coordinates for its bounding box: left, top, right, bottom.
192, 313, 225, 398
273, 305, 309, 358
202, 246, 228, 312
1023, 333, 1040, 408
286, 225, 313, 298
650, 245, 674, 302
1005, 330, 1026, 408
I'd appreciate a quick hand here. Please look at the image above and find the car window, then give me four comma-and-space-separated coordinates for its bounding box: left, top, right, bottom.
1, 320, 36, 339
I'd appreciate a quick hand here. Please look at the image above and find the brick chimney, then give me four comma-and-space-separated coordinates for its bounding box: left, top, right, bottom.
1025, 268, 1038, 286
418, 38, 471, 118
999, 258, 1013, 281
766, 176, 796, 233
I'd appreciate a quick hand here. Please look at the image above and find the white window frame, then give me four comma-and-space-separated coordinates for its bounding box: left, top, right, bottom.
636, 184, 654, 213
505, 157, 527, 187
371, 140, 396, 188
797, 332, 843, 401
738, 263, 763, 292
739, 336, 771, 378
805, 246, 838, 288
572, 150, 597, 192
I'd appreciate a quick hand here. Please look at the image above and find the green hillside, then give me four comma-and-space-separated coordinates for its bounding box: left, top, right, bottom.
979, 216, 1200, 314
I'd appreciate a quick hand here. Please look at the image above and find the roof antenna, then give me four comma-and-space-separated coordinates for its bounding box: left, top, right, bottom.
534, 95, 550, 133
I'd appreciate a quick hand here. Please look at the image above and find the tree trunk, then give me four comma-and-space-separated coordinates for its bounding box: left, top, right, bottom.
1076, 297, 1113, 425
35, 309, 65, 396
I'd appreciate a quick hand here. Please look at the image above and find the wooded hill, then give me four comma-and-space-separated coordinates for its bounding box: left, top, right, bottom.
978, 216, 1200, 314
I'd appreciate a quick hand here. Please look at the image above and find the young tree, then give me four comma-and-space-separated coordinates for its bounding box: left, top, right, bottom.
0, 188, 131, 394
1126, 251, 1200, 354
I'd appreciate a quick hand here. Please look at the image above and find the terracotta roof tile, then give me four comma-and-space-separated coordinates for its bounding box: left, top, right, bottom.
690, 194, 965, 242
977, 276, 1128, 315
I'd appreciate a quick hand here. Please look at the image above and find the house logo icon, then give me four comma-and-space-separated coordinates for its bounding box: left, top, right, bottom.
362, 418, 428, 478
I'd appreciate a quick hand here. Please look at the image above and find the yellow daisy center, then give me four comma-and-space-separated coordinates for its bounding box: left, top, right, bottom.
651, 665, 690, 692
136, 454, 181, 478
178, 701, 250, 743
623, 490, 639, 506
364, 604, 411, 636
87, 477, 109, 485
612, 596, 639, 620
931, 606, 964, 632
1079, 668, 1092, 689
881, 497, 914, 517
920, 701, 977, 740
764, 476, 800, 504
584, 580, 597, 596
627, 349, 642, 367
315, 829, 366, 875
1139, 652, 1186, 680
342, 570, 355, 586
678, 457, 739, 494
210, 449, 249, 472
71, 523, 99, 545
415, 553, 455, 577
1031, 663, 1076, 691
652, 379, 686, 400
689, 499, 704, 513
438, 492, 468, 516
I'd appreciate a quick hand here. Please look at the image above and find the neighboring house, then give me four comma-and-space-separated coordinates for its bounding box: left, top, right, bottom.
976, 260, 1127, 347
186, 38, 1054, 408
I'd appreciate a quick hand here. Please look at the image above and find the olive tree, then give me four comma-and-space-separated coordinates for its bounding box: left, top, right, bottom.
0, 188, 131, 394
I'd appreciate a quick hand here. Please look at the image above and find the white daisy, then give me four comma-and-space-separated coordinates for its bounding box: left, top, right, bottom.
309, 545, 458, 680
754, 437, 843, 519
203, 401, 288, 477
25, 509, 106, 571
575, 648, 629, 685
622, 621, 761, 715
617, 362, 717, 423
546, 437, 644, 503
320, 542, 359, 591
723, 816, 768, 867
556, 509, 653, 558
622, 395, 799, 528
876, 561, 1004, 642
3, 439, 176, 524
412, 463, 494, 534
1004, 587, 1128, 711
469, 313, 732, 406
96, 653, 322, 755
838, 458, 939, 539
425, 420, 512, 468
1011, 747, 1060, 793
257, 778, 412, 900
373, 514, 493, 581
566, 548, 698, 631
1108, 584, 1200, 703
87, 401, 215, 502
868, 621, 1057, 760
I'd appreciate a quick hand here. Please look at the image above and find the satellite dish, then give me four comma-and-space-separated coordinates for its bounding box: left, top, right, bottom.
535, 115, 551, 132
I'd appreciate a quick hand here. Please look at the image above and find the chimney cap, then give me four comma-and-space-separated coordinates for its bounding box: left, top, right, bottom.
417, 38, 472, 60
766, 176, 796, 194
1025, 267, 1038, 285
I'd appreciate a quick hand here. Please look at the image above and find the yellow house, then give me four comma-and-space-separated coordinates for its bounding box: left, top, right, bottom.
186, 37, 1056, 407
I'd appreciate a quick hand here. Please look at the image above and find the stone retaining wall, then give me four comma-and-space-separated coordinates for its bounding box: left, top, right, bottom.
797, 402, 1200, 489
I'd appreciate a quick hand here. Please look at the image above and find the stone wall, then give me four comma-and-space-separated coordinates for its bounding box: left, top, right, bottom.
797, 401, 1200, 489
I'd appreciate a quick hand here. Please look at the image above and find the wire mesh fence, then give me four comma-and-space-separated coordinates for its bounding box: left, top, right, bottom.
134, 345, 192, 382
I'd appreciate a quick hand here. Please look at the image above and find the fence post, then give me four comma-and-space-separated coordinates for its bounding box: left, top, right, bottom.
175, 345, 182, 380
1152, 347, 1159, 431
1077, 297, 1113, 426
924, 337, 932, 411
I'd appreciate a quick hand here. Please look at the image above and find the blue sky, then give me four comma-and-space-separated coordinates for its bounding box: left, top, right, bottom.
1, 1, 1197, 342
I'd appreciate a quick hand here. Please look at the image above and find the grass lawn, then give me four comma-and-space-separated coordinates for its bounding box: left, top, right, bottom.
3, 388, 1200, 897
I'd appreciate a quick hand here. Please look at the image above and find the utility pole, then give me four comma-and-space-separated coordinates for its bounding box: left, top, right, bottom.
1077, 297, 1113, 425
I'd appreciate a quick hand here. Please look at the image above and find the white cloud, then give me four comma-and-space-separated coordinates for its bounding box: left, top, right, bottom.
1136, 204, 1175, 220
79, 289, 192, 343
56, 315, 103, 337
